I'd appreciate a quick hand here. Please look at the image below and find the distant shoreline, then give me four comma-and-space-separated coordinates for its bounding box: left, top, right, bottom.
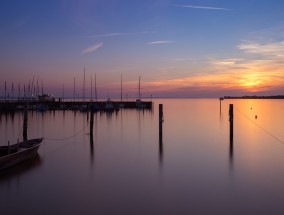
222, 95, 284, 99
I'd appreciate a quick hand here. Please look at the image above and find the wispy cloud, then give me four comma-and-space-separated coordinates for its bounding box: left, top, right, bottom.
81, 42, 103, 54
175, 4, 231, 11
90, 32, 128, 38
173, 58, 185, 61
88, 31, 156, 38
148, 40, 175, 45
238, 41, 284, 58
238, 24, 284, 58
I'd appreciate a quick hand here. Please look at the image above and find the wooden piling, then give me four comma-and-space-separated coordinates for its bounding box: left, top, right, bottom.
8, 141, 10, 155
229, 104, 233, 142
23, 103, 28, 141
159, 104, 163, 165
159, 104, 163, 137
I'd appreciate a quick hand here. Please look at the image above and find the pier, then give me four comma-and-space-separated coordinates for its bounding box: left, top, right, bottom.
0, 100, 153, 112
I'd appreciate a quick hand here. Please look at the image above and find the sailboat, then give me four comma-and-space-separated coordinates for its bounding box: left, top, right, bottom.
136, 76, 145, 109
80, 67, 88, 112
118, 74, 124, 108
90, 73, 100, 111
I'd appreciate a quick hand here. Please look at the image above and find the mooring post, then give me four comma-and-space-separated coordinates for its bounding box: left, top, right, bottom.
159, 104, 163, 137
8, 141, 10, 154
23, 103, 28, 141
229, 104, 233, 142
159, 104, 164, 165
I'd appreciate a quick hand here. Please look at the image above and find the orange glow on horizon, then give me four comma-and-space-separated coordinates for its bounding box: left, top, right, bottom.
144, 68, 282, 94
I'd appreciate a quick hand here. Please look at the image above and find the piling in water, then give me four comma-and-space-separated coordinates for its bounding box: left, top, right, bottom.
159, 104, 163, 138
159, 104, 164, 165
23, 103, 28, 141
229, 104, 233, 142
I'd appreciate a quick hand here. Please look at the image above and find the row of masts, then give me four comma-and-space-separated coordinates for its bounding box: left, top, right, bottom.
79, 67, 140, 102
3, 69, 142, 102
3, 77, 45, 100
80, 67, 98, 102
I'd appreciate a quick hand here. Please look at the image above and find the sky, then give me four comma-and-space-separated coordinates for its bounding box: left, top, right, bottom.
1, 0, 284, 99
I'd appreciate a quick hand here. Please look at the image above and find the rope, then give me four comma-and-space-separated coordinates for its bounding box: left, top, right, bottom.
234, 107, 284, 145
44, 122, 89, 141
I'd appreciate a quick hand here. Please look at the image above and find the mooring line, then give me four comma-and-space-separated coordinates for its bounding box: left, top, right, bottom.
44, 122, 89, 141
234, 107, 284, 145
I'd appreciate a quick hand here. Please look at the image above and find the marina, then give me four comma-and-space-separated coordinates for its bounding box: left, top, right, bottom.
1, 99, 284, 215
0, 100, 153, 111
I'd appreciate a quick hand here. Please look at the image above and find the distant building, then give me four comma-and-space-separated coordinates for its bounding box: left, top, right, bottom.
38, 94, 55, 102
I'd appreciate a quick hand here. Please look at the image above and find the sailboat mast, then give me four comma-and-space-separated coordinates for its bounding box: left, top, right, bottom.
83, 67, 85, 101
5, 81, 6, 100
18, 83, 20, 100
121, 74, 122, 102
138, 76, 141, 100
95, 73, 97, 102
12, 82, 14, 100
41, 81, 44, 96
63, 84, 64, 102
73, 77, 75, 102
91, 74, 93, 101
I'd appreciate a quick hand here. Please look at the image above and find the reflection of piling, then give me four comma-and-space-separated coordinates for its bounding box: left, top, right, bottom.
23, 103, 28, 141
90, 108, 94, 162
229, 135, 234, 165
219, 97, 223, 114
229, 104, 233, 143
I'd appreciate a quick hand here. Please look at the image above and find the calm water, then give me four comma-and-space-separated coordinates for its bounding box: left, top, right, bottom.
1, 99, 284, 215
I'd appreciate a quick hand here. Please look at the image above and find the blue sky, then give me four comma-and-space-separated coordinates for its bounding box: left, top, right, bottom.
1, 0, 284, 98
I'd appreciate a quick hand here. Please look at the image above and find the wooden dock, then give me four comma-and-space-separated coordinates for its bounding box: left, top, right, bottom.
0, 100, 153, 112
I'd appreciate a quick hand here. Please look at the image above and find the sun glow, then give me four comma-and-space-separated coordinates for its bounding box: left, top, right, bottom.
239, 73, 263, 88
238, 72, 274, 92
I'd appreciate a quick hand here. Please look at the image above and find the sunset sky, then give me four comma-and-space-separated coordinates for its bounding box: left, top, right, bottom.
1, 0, 284, 98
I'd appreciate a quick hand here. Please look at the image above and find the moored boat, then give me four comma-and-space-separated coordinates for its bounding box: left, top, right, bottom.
0, 138, 43, 170
104, 99, 119, 111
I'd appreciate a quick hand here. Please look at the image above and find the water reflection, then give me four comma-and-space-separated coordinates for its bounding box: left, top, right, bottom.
159, 124, 163, 168
0, 154, 42, 183
1, 99, 284, 215
229, 133, 234, 170
89, 110, 95, 166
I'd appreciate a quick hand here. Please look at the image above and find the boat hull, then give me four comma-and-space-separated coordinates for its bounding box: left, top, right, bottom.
0, 138, 42, 170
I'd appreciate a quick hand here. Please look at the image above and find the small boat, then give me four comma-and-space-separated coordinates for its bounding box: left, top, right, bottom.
90, 103, 100, 111
59, 104, 67, 110
79, 104, 88, 112
16, 105, 24, 110
70, 105, 79, 110
104, 99, 119, 111
136, 99, 146, 109
0, 138, 43, 170
136, 76, 145, 109
36, 103, 48, 112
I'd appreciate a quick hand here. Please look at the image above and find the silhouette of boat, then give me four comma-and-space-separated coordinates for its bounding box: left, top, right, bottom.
0, 138, 43, 170
79, 104, 88, 112
104, 99, 119, 111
